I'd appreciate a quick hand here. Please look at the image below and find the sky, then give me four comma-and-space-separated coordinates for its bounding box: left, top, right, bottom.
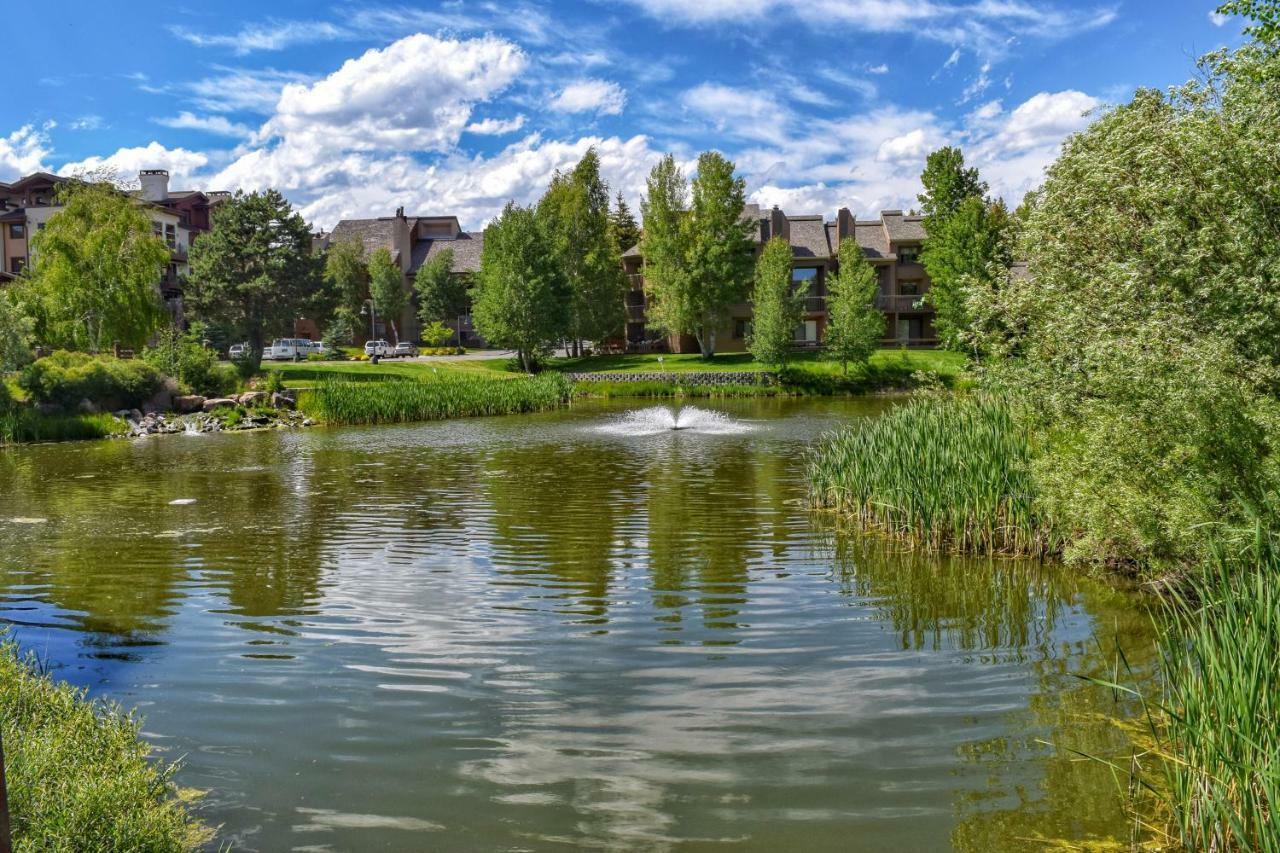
0, 0, 1249, 231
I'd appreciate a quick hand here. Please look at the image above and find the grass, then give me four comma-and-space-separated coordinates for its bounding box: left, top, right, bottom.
0, 410, 123, 445
0, 639, 211, 851
1097, 527, 1280, 851
475, 348, 968, 378
300, 372, 573, 425
265, 359, 515, 389
807, 395, 1053, 556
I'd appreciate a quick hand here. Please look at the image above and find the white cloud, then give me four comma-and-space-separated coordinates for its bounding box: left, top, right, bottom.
548, 79, 627, 115
0, 125, 52, 181
875, 129, 936, 164
968, 89, 1100, 200
146, 67, 315, 115
59, 142, 210, 186
680, 84, 790, 144
1209, 11, 1228, 26
867, 63, 889, 74
265, 34, 526, 154
991, 90, 1099, 153
170, 20, 344, 54
69, 115, 105, 131
465, 115, 528, 135
155, 112, 254, 138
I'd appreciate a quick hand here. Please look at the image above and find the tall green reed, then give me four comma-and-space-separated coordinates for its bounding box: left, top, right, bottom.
301, 372, 573, 425
806, 396, 1053, 556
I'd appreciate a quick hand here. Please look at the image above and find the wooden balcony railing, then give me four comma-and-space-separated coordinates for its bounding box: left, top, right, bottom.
876, 294, 930, 312
626, 305, 646, 321
802, 295, 826, 313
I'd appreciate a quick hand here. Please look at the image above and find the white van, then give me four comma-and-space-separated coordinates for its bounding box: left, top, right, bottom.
264, 338, 316, 361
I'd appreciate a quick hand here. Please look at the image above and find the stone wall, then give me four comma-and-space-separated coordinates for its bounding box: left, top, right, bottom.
566, 371, 777, 386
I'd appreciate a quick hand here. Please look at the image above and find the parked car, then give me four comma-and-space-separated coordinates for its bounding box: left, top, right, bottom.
393, 342, 418, 358
228, 343, 252, 361
364, 339, 392, 358
264, 338, 318, 361
309, 341, 331, 358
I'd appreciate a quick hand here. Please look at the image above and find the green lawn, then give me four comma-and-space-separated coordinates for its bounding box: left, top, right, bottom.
476, 349, 968, 378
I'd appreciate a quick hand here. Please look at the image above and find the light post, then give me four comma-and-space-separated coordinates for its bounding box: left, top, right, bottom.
361, 299, 378, 342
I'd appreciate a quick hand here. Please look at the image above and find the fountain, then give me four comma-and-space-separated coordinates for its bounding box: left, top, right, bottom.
596, 406, 752, 436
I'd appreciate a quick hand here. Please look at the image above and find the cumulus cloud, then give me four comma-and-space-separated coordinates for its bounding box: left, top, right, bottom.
0, 125, 52, 181
548, 79, 627, 115
1209, 11, 1228, 26
58, 142, 210, 186
465, 115, 528, 135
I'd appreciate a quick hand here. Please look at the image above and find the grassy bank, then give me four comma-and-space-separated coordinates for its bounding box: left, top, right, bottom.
0, 410, 123, 445
807, 396, 1053, 556
1, 640, 210, 850
300, 372, 573, 425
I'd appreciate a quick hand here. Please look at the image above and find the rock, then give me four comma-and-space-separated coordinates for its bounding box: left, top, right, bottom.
113, 409, 132, 418
238, 391, 268, 407
202, 398, 237, 412
130, 408, 143, 421
174, 395, 206, 413
271, 392, 296, 410
77, 398, 99, 414
144, 377, 180, 414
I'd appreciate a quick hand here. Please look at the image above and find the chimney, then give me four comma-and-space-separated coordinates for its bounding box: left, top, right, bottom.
139, 169, 170, 202
769, 205, 789, 242
837, 207, 854, 241
395, 206, 405, 219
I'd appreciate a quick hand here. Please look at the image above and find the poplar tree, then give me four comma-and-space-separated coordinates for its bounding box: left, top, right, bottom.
367, 247, 406, 343
639, 154, 693, 346
824, 238, 884, 374
684, 151, 755, 357
748, 237, 805, 368
413, 248, 468, 346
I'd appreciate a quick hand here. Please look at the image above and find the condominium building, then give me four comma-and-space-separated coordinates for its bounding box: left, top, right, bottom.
319, 207, 485, 345
621, 206, 937, 352
0, 169, 228, 325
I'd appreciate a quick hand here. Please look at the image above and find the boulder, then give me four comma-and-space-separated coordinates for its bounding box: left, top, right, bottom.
77, 398, 99, 415
174, 395, 206, 413
271, 392, 296, 410
238, 391, 268, 407
144, 377, 180, 414
202, 397, 237, 412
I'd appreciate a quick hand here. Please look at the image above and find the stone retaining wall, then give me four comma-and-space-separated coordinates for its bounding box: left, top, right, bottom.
567, 371, 777, 386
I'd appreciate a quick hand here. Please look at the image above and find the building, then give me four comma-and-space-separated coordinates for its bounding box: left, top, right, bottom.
0, 169, 227, 326
320, 208, 485, 345
621, 206, 937, 352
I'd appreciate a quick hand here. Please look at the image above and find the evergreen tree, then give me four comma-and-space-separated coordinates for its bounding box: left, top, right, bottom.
537, 148, 625, 354
367, 247, 406, 343
472, 202, 570, 372
825, 238, 885, 374
22, 180, 170, 352
186, 189, 322, 370
610, 191, 641, 256
748, 237, 805, 368
413, 248, 468, 346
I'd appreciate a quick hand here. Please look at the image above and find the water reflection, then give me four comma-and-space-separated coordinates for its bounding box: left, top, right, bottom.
0, 399, 1154, 850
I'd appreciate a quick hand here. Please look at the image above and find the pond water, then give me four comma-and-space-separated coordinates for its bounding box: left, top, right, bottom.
0, 397, 1154, 851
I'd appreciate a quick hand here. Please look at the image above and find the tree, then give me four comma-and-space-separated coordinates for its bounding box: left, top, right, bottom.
537, 148, 625, 355
917, 147, 987, 222
922, 196, 1012, 350
825, 238, 885, 374
639, 154, 694, 346
187, 189, 322, 371
610, 191, 641, 256
0, 290, 33, 372
683, 151, 755, 357
472, 202, 570, 373
748, 238, 805, 368
21, 180, 170, 352
413, 247, 468, 346
367, 247, 406, 343
324, 238, 367, 319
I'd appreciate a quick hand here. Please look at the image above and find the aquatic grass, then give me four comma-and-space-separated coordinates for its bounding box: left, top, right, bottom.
0, 639, 211, 850
301, 372, 573, 425
0, 410, 123, 445
574, 379, 780, 398
807, 396, 1053, 556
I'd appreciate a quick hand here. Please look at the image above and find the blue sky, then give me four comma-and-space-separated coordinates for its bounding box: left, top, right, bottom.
0, 0, 1246, 229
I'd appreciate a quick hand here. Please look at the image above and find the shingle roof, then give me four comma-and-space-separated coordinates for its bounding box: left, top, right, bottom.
854, 222, 891, 259
408, 231, 484, 275
881, 210, 926, 242
787, 216, 830, 258
622, 242, 641, 258
329, 218, 398, 261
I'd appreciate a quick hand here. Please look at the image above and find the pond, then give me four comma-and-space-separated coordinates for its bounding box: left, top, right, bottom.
0, 397, 1154, 851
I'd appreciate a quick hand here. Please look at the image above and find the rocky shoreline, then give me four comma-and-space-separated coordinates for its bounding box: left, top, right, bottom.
111, 389, 317, 438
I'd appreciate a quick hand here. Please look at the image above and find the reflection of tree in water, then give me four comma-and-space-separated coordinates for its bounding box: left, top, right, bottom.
822, 522, 1157, 849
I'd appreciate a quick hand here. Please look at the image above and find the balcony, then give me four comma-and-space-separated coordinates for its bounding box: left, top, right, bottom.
626, 273, 645, 290
876, 294, 930, 312
626, 305, 646, 321
802, 295, 826, 313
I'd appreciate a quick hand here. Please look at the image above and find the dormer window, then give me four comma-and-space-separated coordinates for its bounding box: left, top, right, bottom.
899, 248, 921, 264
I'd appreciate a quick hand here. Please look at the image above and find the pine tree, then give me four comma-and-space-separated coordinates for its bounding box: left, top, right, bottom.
610, 191, 641, 256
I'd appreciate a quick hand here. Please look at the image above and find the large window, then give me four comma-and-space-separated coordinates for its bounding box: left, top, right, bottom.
793, 320, 818, 343
7, 223, 24, 239
899, 247, 921, 264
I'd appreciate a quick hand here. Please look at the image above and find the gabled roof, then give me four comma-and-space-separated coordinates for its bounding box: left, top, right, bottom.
787, 216, 830, 259
881, 210, 926, 242
408, 231, 484, 275
329, 218, 399, 261
853, 222, 892, 259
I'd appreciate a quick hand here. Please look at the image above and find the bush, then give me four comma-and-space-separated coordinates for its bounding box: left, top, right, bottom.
0, 379, 12, 413
420, 320, 453, 347
0, 638, 211, 849
264, 370, 285, 394
18, 351, 161, 411
142, 327, 236, 397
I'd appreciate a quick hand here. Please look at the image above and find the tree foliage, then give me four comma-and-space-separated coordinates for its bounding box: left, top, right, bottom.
324, 238, 367, 318
367, 247, 406, 342
413, 247, 468, 345
537, 148, 625, 351
639, 154, 693, 345
922, 196, 1012, 351
0, 290, 34, 372
21, 180, 170, 352
917, 147, 987, 222
684, 151, 755, 357
472, 202, 570, 372
824, 238, 885, 374
610, 191, 641, 256
187, 189, 322, 371
748, 238, 805, 368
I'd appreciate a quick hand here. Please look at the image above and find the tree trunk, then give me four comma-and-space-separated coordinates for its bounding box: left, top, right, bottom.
248, 327, 265, 374
696, 327, 716, 359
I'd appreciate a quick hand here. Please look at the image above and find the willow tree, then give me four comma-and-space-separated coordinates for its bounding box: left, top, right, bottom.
472, 202, 570, 372
537, 148, 624, 355
22, 180, 170, 351
748, 237, 805, 368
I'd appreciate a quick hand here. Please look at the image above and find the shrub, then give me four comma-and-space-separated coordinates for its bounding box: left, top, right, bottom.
0, 379, 12, 413
18, 351, 161, 411
420, 320, 453, 347
142, 327, 237, 397
0, 638, 211, 849
807, 396, 1053, 556
264, 370, 285, 394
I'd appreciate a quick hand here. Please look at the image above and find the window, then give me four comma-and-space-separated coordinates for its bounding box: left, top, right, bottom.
9, 257, 24, 274
899, 248, 921, 264
793, 320, 818, 343
733, 318, 751, 340
7, 223, 24, 239
899, 280, 922, 295
164, 223, 176, 248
